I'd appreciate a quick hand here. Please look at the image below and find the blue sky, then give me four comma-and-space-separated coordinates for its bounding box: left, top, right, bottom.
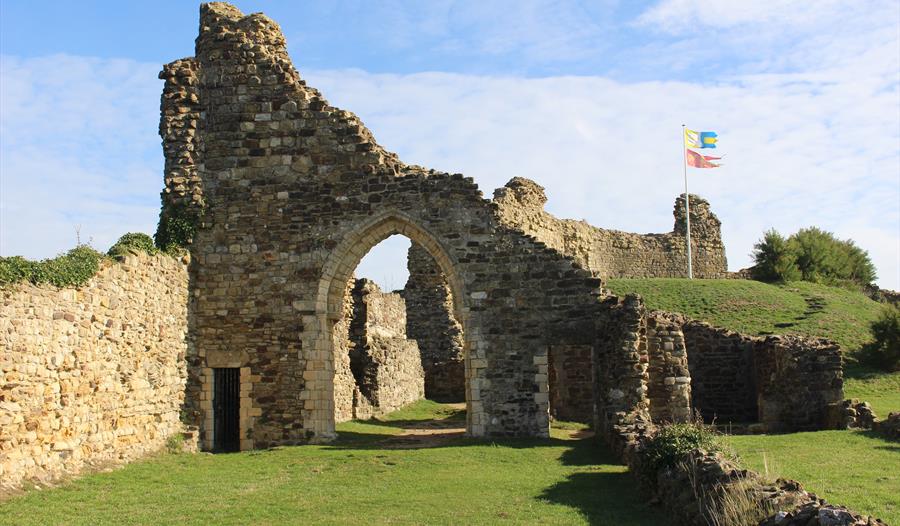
1, 0, 898, 289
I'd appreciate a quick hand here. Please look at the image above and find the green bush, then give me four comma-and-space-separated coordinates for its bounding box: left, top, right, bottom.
859, 306, 900, 372
640, 422, 730, 475
790, 227, 876, 287
751, 226, 876, 287
155, 203, 202, 254
751, 229, 799, 282
0, 246, 103, 288
108, 232, 158, 259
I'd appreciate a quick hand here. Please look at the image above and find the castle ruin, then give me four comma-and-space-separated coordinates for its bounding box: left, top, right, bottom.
0, 3, 844, 491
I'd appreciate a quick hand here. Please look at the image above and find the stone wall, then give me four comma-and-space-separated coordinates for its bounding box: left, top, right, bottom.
403, 243, 465, 402
347, 280, 425, 417
333, 278, 425, 421
156, 57, 204, 246
174, 3, 606, 444
680, 319, 759, 424
0, 253, 189, 491
646, 314, 692, 424
755, 335, 843, 432
548, 345, 594, 423
493, 177, 728, 279
332, 278, 356, 423
593, 294, 653, 458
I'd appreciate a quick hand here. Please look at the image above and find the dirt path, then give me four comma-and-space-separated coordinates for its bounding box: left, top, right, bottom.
380, 403, 466, 449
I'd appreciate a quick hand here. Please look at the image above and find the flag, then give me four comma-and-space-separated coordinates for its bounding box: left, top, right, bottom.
684, 128, 718, 149
686, 149, 721, 168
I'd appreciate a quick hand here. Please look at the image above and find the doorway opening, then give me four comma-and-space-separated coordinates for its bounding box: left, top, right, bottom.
213, 367, 240, 452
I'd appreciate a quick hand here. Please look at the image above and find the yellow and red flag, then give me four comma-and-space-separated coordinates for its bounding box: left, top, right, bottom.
685, 149, 721, 168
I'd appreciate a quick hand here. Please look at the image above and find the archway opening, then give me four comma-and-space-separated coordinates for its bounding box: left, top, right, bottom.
321, 224, 468, 430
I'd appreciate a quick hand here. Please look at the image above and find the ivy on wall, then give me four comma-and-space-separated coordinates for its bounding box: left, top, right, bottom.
0, 232, 167, 288
154, 201, 203, 255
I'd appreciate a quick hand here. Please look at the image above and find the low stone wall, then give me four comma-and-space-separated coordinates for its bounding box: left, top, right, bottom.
0, 253, 189, 491
335, 279, 425, 420
755, 335, 843, 432
493, 178, 728, 279
874, 412, 900, 441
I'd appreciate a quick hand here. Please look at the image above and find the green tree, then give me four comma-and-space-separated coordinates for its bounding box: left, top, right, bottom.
751, 229, 800, 282
860, 306, 900, 372
789, 227, 876, 286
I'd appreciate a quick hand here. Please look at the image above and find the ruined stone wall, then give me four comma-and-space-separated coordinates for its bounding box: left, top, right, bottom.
177, 3, 606, 444
332, 278, 356, 423
0, 254, 189, 491
646, 314, 692, 424
333, 279, 425, 421
680, 320, 759, 424
667, 316, 842, 430
156, 58, 204, 248
493, 177, 727, 279
548, 345, 594, 423
403, 243, 465, 402
348, 280, 425, 416
755, 336, 843, 432
593, 294, 653, 456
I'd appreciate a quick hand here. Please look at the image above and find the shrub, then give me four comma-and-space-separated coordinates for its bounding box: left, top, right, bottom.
165, 433, 186, 454
0, 246, 104, 288
108, 232, 158, 259
155, 202, 202, 254
640, 421, 730, 475
790, 227, 876, 287
859, 306, 900, 372
750, 227, 877, 287
751, 229, 799, 282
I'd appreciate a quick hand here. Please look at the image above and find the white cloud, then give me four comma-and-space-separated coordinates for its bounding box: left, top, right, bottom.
0, 54, 162, 258
2, 18, 897, 291
312, 63, 899, 290
638, 0, 852, 33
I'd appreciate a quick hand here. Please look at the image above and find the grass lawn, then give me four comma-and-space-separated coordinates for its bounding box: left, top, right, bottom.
728, 430, 900, 523
606, 278, 900, 415
0, 401, 665, 526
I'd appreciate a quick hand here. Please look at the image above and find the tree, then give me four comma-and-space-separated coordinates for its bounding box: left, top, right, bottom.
789, 227, 877, 286
751, 229, 800, 282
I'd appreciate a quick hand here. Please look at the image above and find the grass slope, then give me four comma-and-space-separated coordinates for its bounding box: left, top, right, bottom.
0, 401, 664, 526
729, 431, 899, 523
606, 279, 899, 414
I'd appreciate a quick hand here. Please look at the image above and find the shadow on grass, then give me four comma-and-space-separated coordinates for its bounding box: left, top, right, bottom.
539, 471, 662, 525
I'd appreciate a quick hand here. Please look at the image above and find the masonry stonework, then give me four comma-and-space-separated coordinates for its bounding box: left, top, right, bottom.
493, 177, 728, 279
0, 254, 189, 491
170, 3, 606, 446
345, 279, 425, 418
403, 243, 465, 402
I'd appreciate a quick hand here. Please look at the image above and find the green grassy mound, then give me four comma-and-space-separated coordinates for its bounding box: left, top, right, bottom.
0, 401, 662, 526
606, 279, 899, 415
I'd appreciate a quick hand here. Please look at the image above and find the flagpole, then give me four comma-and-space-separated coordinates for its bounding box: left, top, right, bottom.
682, 124, 693, 279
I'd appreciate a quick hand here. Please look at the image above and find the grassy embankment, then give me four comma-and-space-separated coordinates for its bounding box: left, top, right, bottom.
0, 400, 664, 526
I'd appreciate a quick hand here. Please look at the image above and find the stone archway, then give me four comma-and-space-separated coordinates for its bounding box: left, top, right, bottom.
166, 3, 607, 449
302, 211, 475, 440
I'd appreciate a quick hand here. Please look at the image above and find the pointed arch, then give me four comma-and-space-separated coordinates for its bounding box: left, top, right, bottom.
301, 209, 476, 441
316, 210, 467, 325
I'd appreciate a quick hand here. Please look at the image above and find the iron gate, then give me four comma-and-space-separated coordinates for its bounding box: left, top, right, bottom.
213, 368, 240, 452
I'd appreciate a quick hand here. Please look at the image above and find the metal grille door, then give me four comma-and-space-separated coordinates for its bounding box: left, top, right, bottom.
213, 368, 240, 452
